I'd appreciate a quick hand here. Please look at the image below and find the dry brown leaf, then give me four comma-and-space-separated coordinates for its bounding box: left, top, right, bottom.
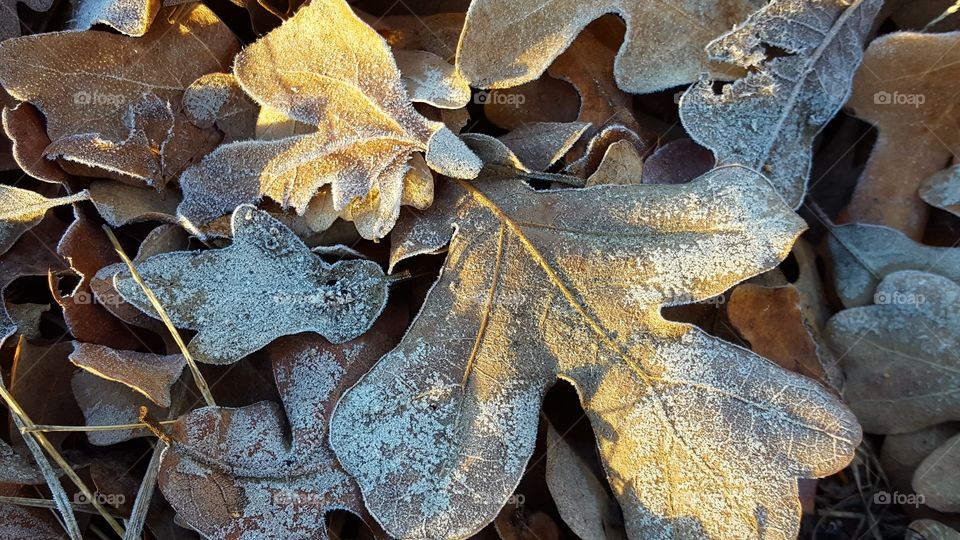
0, 184, 88, 255
69, 342, 185, 408
183, 72, 258, 143
72, 369, 167, 445
545, 423, 625, 540
828, 223, 960, 308
640, 139, 715, 186
827, 270, 960, 434
158, 316, 403, 539
914, 434, 960, 512
498, 122, 589, 172
565, 124, 648, 179
9, 341, 84, 448
456, 0, 764, 93
2, 103, 69, 184
585, 140, 645, 187
332, 167, 859, 539
920, 163, 960, 218
0, 4, 239, 143
375, 12, 463, 60
114, 205, 390, 364
679, 0, 882, 209
70, 0, 160, 36
0, 438, 44, 484
483, 77, 580, 131
179, 0, 479, 240
845, 31, 960, 239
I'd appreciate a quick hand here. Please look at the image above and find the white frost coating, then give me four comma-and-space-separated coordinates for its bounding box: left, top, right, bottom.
394, 49, 471, 109
113, 205, 390, 364
679, 0, 883, 208
71, 371, 162, 446
332, 167, 861, 539
920, 163, 960, 218
828, 223, 960, 308
70, 0, 160, 36
827, 271, 960, 434
425, 126, 483, 179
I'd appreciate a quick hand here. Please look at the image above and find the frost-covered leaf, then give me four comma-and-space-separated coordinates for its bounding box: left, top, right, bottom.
585, 140, 645, 187
183, 73, 258, 143
70, 0, 160, 36
0, 497, 69, 540
456, 0, 764, 93
907, 519, 960, 540
828, 223, 960, 308
827, 271, 960, 434
394, 49, 470, 109
158, 318, 401, 539
72, 370, 166, 445
69, 342, 185, 408
89, 180, 179, 227
498, 122, 589, 172
45, 93, 221, 189
2, 103, 68, 184
914, 433, 960, 512
0, 439, 44, 485
0, 0, 53, 40
115, 205, 390, 364
0, 185, 88, 255
679, 0, 881, 208
920, 164, 960, 218
178, 0, 479, 240
331, 167, 859, 539
0, 4, 239, 142
845, 31, 960, 238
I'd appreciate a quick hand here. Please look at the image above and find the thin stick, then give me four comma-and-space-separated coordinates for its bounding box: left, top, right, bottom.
102, 225, 216, 407
123, 441, 164, 540
23, 420, 178, 433
0, 342, 126, 537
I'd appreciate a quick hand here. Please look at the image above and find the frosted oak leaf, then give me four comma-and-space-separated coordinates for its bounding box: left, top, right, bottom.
679, 0, 882, 208
330, 167, 861, 539
178, 0, 480, 240
455, 0, 764, 94
114, 205, 390, 365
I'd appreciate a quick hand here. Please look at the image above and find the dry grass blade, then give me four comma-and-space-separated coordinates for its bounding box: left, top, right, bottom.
0, 339, 126, 537
102, 225, 216, 407
123, 441, 164, 540
22, 420, 178, 433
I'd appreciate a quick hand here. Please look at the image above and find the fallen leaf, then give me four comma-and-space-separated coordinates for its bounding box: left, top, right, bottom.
0, 438, 44, 484
920, 164, 960, 218
585, 139, 645, 187
483, 77, 580, 131
45, 92, 221, 189
679, 0, 882, 208
828, 223, 960, 308
640, 139, 715, 186
70, 0, 160, 36
9, 341, 84, 448
844, 31, 960, 239
158, 317, 402, 539
114, 205, 390, 364
69, 342, 185, 408
2, 103, 69, 184
545, 422, 625, 540
564, 124, 648, 179
88, 180, 180, 227
183, 72, 258, 143
375, 12, 463, 60
0, 500, 66, 540
827, 270, 960, 434
331, 167, 859, 539
914, 433, 960, 512
498, 122, 590, 172
456, 0, 764, 93
72, 369, 167, 445
394, 49, 470, 109
0, 4, 239, 142
178, 0, 479, 240
0, 184, 88, 255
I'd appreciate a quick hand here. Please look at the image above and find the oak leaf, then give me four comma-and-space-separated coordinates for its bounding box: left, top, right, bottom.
0, 184, 88, 254
331, 167, 860, 539
456, 0, 764, 93
70, 0, 160, 36
845, 31, 960, 238
69, 342, 185, 408
114, 205, 390, 365
157, 318, 401, 539
0, 0, 52, 41
178, 0, 480, 240
679, 0, 881, 209
826, 270, 960, 434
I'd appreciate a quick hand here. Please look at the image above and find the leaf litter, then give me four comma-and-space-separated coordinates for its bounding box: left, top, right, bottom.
0, 1, 958, 539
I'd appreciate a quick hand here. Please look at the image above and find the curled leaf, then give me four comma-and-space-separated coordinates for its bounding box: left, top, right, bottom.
69, 342, 185, 408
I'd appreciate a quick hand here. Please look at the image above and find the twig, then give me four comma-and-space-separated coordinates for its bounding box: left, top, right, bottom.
22, 420, 178, 433
102, 225, 216, 407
